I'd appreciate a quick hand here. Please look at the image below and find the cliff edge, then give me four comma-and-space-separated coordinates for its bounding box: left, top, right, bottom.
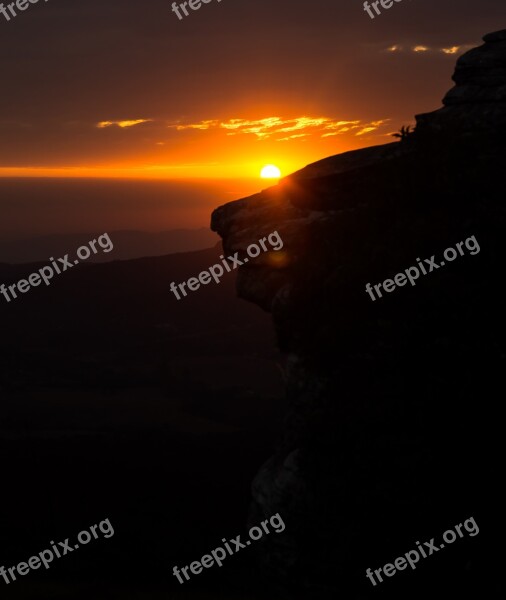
211, 31, 506, 600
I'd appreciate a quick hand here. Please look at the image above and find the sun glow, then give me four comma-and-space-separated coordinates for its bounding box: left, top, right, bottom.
260, 165, 281, 179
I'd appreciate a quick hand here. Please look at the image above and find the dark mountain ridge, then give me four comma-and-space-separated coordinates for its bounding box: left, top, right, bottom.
0, 228, 218, 264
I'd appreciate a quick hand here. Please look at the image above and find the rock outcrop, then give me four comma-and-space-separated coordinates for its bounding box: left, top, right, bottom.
416, 29, 506, 133
211, 31, 506, 600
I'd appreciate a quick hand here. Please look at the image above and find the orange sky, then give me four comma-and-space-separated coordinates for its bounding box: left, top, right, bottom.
0, 114, 394, 179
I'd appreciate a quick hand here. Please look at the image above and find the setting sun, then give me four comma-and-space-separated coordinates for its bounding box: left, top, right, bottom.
260, 165, 281, 179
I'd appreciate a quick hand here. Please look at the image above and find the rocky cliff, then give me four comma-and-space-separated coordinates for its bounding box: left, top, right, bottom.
211, 31, 506, 599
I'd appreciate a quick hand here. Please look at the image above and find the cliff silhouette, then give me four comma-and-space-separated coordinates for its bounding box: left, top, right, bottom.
211, 31, 506, 599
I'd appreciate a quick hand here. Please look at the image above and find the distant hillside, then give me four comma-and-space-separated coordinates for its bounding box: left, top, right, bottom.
0, 244, 280, 396
0, 228, 219, 264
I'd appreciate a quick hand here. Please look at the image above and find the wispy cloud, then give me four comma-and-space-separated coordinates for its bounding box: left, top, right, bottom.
386, 44, 474, 55
278, 133, 311, 141
441, 46, 461, 54
176, 119, 219, 130
169, 116, 388, 140
96, 119, 152, 129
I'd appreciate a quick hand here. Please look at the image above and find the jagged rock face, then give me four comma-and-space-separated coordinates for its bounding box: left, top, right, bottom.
416, 29, 506, 132
211, 31, 505, 600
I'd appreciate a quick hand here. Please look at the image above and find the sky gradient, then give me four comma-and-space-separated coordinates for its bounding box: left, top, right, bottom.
0, 0, 504, 178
